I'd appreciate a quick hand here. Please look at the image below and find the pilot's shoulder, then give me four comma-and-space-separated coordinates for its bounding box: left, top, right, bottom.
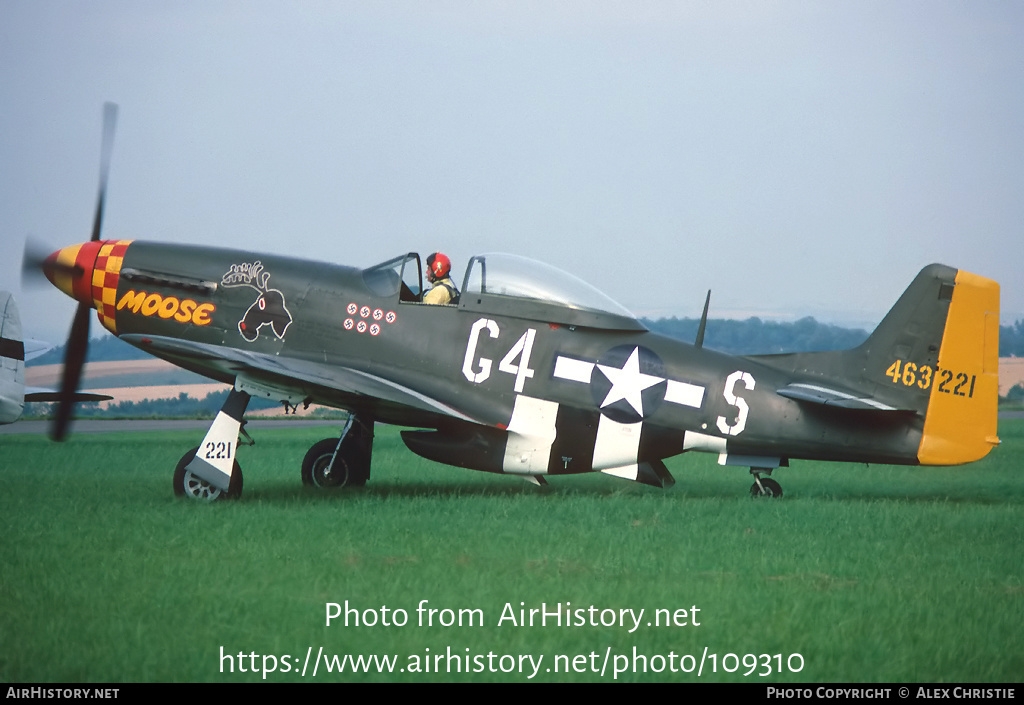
422, 285, 449, 305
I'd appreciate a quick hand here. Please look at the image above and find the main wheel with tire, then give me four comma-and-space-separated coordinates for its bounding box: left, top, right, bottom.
301, 437, 368, 488
173, 446, 243, 501
750, 477, 782, 498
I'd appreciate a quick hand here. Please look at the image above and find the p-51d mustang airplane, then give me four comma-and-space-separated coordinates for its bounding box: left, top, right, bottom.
27, 105, 1000, 500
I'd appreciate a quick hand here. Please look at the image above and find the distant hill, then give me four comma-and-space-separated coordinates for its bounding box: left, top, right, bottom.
28, 333, 149, 366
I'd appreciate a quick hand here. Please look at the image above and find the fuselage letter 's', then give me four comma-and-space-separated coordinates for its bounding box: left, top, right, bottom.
717, 370, 755, 436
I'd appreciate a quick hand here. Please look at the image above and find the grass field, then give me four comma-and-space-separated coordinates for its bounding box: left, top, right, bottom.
2, 421, 1022, 683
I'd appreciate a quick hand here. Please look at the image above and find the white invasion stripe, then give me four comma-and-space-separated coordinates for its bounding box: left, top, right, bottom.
718, 453, 782, 468
787, 382, 896, 411
553, 356, 594, 384
682, 430, 727, 453
503, 395, 559, 475
665, 380, 705, 408
592, 414, 642, 471
601, 464, 640, 481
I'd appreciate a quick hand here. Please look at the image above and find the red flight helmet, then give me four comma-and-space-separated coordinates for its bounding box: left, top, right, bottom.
426, 252, 451, 281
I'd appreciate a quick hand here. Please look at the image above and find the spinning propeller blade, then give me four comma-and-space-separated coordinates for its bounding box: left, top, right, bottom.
43, 102, 119, 441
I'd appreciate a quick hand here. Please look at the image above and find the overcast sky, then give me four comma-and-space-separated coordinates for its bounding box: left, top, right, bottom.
2, 1, 1022, 345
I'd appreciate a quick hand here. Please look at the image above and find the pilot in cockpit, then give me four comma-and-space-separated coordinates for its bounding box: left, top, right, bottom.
422, 252, 460, 305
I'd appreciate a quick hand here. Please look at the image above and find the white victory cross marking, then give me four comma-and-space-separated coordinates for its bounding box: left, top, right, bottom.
595, 347, 665, 417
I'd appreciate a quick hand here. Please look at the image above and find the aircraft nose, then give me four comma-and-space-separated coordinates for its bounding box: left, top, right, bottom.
42, 241, 102, 308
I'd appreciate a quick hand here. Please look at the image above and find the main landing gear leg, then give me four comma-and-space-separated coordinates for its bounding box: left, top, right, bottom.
173, 388, 251, 501
301, 414, 374, 489
749, 467, 783, 498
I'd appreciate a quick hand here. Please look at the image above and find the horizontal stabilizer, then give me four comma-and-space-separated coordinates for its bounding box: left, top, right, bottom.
777, 382, 914, 413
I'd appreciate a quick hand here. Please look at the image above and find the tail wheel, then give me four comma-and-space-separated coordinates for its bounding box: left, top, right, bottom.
173, 446, 243, 501
750, 477, 782, 498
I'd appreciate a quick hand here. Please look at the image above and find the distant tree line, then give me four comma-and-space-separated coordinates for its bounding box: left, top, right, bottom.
24, 391, 279, 420
1002, 320, 1024, 359
25, 318, 1024, 414
23, 391, 352, 420
31, 317, 1023, 366
644, 316, 1024, 357
641, 316, 870, 355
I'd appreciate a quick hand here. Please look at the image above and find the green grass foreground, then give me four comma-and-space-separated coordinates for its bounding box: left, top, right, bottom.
2, 421, 1022, 683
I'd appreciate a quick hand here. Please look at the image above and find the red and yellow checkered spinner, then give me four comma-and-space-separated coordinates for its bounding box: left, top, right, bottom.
42, 239, 133, 335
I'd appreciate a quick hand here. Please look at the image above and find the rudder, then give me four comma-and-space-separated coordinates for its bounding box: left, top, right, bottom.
917, 269, 1000, 464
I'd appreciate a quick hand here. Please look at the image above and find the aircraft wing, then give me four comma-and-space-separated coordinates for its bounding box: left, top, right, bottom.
776, 382, 915, 413
24, 388, 113, 403
119, 334, 481, 425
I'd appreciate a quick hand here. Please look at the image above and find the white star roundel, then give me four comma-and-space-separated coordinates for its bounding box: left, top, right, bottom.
596, 348, 663, 416
590, 346, 667, 423
553, 345, 706, 424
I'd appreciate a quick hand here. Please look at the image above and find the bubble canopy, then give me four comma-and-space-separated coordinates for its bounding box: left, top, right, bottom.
361, 251, 644, 330
461, 253, 635, 320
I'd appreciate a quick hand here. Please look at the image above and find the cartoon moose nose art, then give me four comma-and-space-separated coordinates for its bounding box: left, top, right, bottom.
222, 262, 293, 342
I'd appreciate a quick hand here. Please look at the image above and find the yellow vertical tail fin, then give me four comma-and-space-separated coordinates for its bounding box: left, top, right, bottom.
918, 270, 1000, 465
